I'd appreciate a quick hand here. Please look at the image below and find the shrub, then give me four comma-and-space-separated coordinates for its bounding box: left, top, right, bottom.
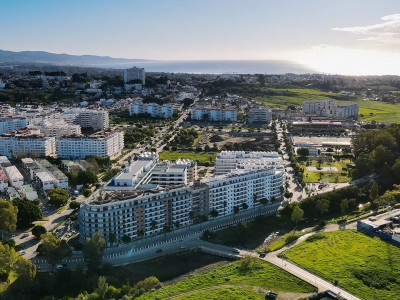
82, 189, 92, 198
32, 225, 47, 239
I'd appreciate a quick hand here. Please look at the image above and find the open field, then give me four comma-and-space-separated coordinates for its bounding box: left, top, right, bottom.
284, 230, 400, 300
159, 151, 217, 165
138, 258, 317, 299
301, 159, 352, 183
254, 88, 400, 123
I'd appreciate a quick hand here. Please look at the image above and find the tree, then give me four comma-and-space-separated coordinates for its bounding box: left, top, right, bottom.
47, 188, 69, 207
252, 194, 258, 209
241, 202, 249, 210
39, 233, 71, 268
83, 232, 106, 270
0, 200, 18, 238
82, 189, 92, 198
259, 198, 268, 208
32, 225, 47, 239
188, 211, 195, 226
77, 170, 98, 185
340, 198, 349, 213
209, 209, 219, 219
0, 243, 36, 280
297, 148, 309, 157
369, 180, 379, 204
109, 233, 116, 244
69, 201, 80, 210
223, 201, 227, 215
291, 205, 304, 229
12, 198, 42, 228
315, 199, 330, 217
233, 206, 240, 221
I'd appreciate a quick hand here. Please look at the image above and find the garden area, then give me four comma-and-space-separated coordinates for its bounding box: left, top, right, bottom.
159, 151, 217, 166
283, 230, 400, 300
138, 257, 317, 299
300, 158, 352, 183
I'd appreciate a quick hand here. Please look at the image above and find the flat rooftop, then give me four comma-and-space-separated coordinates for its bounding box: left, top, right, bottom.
115, 160, 152, 180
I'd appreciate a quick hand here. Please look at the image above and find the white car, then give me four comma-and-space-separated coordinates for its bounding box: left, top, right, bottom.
18, 250, 26, 256
21, 233, 29, 238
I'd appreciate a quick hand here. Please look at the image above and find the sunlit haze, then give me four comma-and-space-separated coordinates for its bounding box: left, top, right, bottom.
1, 0, 400, 74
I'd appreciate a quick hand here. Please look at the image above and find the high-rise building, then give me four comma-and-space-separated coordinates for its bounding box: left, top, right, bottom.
0, 117, 27, 135
129, 100, 174, 118
302, 100, 359, 119
248, 106, 271, 124
73, 109, 109, 131
57, 130, 124, 159
124, 67, 146, 85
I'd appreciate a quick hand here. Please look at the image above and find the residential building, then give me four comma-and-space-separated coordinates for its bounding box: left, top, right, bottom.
30, 119, 81, 137
215, 151, 283, 175
6, 187, 21, 201
57, 130, 124, 159
35, 171, 55, 191
4, 166, 24, 188
302, 100, 359, 119
73, 109, 109, 130
19, 184, 38, 201
291, 121, 344, 134
248, 107, 271, 124
0, 117, 27, 135
190, 107, 237, 122
129, 100, 174, 119
79, 151, 283, 244
0, 128, 56, 158
124, 67, 146, 85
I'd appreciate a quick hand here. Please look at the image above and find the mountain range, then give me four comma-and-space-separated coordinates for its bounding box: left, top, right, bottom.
0, 49, 151, 65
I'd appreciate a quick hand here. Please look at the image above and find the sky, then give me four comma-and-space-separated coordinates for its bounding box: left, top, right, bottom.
1, 0, 400, 75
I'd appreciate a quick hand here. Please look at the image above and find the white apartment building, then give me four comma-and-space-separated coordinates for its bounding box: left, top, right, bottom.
302, 100, 359, 119
124, 67, 146, 84
0, 117, 27, 135
57, 131, 124, 159
215, 151, 284, 175
150, 162, 188, 186
205, 168, 284, 217
191, 107, 237, 122
129, 101, 174, 119
4, 166, 24, 189
73, 109, 109, 130
35, 172, 55, 190
0, 128, 56, 158
248, 107, 271, 124
31, 120, 81, 137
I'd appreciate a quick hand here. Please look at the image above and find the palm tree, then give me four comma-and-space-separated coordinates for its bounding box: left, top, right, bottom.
223, 201, 227, 216
252, 194, 258, 209
188, 211, 195, 228
233, 206, 240, 221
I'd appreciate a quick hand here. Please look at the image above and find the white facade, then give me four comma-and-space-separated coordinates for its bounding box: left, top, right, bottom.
0, 129, 56, 158
249, 107, 271, 124
0, 117, 27, 135
191, 107, 237, 122
57, 131, 124, 159
73, 109, 109, 130
0, 169, 8, 192
124, 67, 146, 84
129, 101, 174, 119
302, 100, 359, 119
19, 184, 38, 201
4, 166, 24, 189
35, 171, 55, 191
215, 151, 284, 175
30, 120, 81, 137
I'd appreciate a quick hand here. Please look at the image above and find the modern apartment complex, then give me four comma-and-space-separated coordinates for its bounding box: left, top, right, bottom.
248, 106, 272, 124
0, 128, 56, 158
79, 151, 284, 244
302, 100, 359, 119
72, 109, 109, 130
215, 151, 284, 175
0, 117, 27, 135
124, 67, 146, 84
190, 107, 237, 122
129, 101, 174, 119
30, 119, 81, 137
57, 130, 124, 159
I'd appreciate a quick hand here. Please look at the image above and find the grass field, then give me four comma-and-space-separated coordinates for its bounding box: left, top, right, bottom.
172, 287, 263, 299
159, 151, 217, 165
301, 159, 352, 183
254, 87, 400, 123
138, 258, 317, 299
284, 230, 400, 300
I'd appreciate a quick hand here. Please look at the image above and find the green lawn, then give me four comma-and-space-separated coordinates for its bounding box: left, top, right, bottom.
173, 287, 263, 300
137, 258, 317, 299
284, 230, 400, 300
159, 151, 217, 165
192, 133, 203, 147
301, 159, 351, 183
254, 87, 400, 123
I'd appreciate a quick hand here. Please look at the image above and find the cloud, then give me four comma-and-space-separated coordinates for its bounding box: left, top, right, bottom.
331, 14, 400, 45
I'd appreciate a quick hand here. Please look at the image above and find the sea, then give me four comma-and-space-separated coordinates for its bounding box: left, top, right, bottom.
94, 60, 316, 75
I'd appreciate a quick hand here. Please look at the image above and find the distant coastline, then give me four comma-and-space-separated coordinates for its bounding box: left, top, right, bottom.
93, 60, 315, 74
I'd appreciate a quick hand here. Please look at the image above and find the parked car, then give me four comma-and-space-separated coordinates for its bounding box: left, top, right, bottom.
56, 264, 64, 270
18, 250, 26, 256
156, 249, 163, 253
259, 253, 266, 258
21, 233, 29, 238
232, 248, 240, 254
